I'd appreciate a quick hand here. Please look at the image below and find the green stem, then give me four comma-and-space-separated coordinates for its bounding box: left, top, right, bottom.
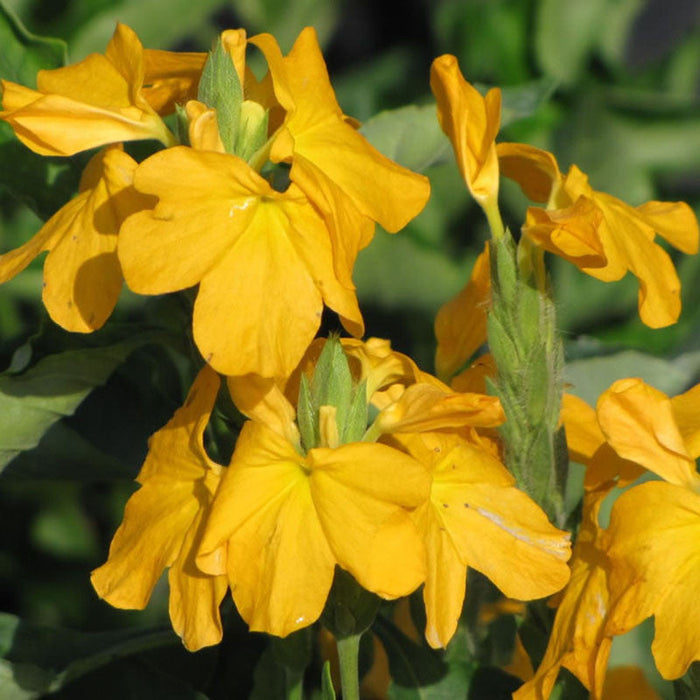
336, 633, 361, 700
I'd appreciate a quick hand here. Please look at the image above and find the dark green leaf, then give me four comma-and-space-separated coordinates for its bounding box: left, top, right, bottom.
249, 646, 286, 700
0, 327, 168, 473
372, 615, 448, 695
360, 104, 452, 173
535, 0, 608, 84
0, 612, 177, 697
321, 660, 336, 700
0, 2, 66, 87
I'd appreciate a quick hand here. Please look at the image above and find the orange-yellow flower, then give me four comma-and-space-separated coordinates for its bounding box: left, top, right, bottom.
0, 24, 175, 156
249, 27, 431, 287
430, 55, 501, 209
91, 365, 227, 651
597, 379, 700, 679
560, 392, 642, 490
0, 145, 149, 332
394, 431, 572, 649
513, 485, 614, 700
117, 146, 363, 380
196, 364, 430, 638
498, 143, 699, 327
434, 243, 491, 381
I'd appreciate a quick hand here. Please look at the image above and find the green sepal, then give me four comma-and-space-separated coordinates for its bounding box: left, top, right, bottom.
322, 568, 380, 639
321, 661, 337, 700
296, 373, 317, 454
313, 338, 354, 422
197, 37, 243, 154
341, 379, 369, 444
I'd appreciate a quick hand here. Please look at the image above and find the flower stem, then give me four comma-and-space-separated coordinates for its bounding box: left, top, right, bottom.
336, 633, 361, 700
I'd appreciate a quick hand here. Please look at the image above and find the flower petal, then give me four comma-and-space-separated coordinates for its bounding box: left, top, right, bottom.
434, 243, 491, 381
413, 502, 468, 649
597, 378, 700, 490
309, 442, 429, 598
430, 55, 501, 204
91, 365, 222, 612
671, 383, 700, 459
496, 142, 561, 203
250, 28, 430, 233
198, 421, 336, 636
607, 481, 700, 679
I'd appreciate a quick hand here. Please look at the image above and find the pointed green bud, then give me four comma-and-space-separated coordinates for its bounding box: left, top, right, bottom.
311, 336, 354, 433
297, 373, 317, 453
198, 37, 243, 155
341, 379, 369, 444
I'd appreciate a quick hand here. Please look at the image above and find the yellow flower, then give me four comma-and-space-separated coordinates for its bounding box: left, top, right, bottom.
196, 370, 430, 638
597, 379, 700, 679
0, 145, 149, 332
434, 242, 491, 381
430, 55, 501, 210
560, 392, 642, 490
91, 365, 227, 652
0, 24, 175, 156
117, 146, 363, 380
394, 431, 572, 649
513, 485, 614, 700
249, 27, 431, 287
498, 142, 700, 327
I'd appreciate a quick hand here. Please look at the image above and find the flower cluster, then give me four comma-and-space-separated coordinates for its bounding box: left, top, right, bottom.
430, 55, 700, 697
0, 23, 430, 380
3, 20, 699, 698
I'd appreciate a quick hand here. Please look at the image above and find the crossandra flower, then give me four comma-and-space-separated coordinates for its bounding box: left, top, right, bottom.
0, 145, 150, 332
430, 55, 501, 212
91, 365, 227, 652
498, 142, 700, 327
118, 27, 430, 380
118, 146, 364, 380
248, 27, 431, 287
0, 23, 176, 155
597, 379, 700, 679
196, 339, 431, 638
392, 430, 572, 650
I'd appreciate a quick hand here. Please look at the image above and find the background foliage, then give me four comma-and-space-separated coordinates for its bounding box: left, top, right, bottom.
0, 0, 699, 697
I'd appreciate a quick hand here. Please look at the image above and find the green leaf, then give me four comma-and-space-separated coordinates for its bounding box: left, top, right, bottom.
0, 327, 166, 473
0, 4, 82, 219
0, 613, 177, 697
372, 615, 448, 696
565, 347, 700, 406
249, 646, 286, 700
0, 1, 66, 87
499, 78, 558, 128
65, 0, 226, 60
535, 0, 608, 84
320, 660, 336, 700
231, 0, 341, 52
360, 104, 452, 173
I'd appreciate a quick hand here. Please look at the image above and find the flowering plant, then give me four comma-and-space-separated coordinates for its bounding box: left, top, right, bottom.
1, 3, 699, 699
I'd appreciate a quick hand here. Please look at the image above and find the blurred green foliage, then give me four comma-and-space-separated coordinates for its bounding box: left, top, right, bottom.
0, 0, 699, 697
